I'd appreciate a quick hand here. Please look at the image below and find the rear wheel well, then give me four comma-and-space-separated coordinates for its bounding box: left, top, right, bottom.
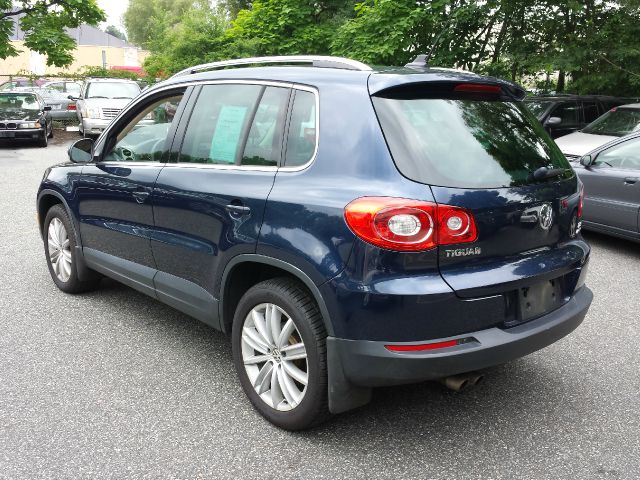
222, 262, 317, 334
38, 194, 63, 235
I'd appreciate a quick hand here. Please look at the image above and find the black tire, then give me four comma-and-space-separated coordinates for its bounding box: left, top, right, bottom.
47, 123, 54, 138
232, 277, 330, 430
43, 204, 101, 294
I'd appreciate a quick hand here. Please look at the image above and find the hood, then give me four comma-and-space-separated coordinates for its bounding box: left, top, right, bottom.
0, 109, 41, 121
83, 97, 133, 109
554, 131, 618, 157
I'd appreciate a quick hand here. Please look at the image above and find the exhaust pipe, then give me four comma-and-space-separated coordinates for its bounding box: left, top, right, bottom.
438, 372, 484, 392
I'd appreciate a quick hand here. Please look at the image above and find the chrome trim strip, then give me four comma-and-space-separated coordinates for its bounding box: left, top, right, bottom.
171, 56, 372, 78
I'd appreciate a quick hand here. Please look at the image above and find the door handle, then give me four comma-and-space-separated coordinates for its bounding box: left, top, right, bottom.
225, 204, 251, 216
624, 177, 638, 185
132, 190, 151, 203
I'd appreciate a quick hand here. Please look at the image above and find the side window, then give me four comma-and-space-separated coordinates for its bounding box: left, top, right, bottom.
179, 84, 262, 164
242, 87, 290, 166
582, 102, 600, 123
595, 137, 640, 170
103, 93, 184, 163
284, 90, 317, 167
551, 102, 579, 125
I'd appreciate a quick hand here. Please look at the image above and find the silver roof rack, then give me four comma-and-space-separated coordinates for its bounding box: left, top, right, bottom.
171, 55, 372, 78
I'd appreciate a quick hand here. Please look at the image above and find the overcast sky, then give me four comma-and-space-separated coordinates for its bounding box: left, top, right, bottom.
97, 0, 129, 32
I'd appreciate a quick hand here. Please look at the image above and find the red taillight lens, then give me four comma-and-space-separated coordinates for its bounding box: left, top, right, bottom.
453, 83, 502, 94
344, 197, 437, 251
577, 184, 584, 219
437, 205, 478, 245
385, 339, 459, 352
344, 197, 478, 251
67, 104, 76, 111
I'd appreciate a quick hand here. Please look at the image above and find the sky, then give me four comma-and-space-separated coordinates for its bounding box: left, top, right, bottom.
97, 0, 129, 32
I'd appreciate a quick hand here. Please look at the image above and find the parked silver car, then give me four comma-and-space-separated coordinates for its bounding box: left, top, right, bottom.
555, 103, 640, 160
571, 131, 640, 242
72, 78, 141, 136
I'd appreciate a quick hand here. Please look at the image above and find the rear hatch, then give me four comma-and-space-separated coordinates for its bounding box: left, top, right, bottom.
371, 79, 587, 322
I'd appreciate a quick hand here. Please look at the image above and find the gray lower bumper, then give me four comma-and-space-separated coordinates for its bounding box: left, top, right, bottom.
327, 286, 593, 413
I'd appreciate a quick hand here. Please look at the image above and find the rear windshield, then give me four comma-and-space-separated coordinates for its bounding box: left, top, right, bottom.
372, 95, 572, 189
581, 107, 640, 136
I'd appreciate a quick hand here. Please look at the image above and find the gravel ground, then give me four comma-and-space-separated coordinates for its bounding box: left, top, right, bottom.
0, 133, 639, 479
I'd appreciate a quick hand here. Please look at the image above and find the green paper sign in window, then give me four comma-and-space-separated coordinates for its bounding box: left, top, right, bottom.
210, 105, 248, 164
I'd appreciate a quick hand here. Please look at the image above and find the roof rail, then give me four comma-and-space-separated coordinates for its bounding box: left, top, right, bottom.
171, 55, 372, 78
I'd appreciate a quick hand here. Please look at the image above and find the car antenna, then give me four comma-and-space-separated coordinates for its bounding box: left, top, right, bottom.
405, 16, 456, 69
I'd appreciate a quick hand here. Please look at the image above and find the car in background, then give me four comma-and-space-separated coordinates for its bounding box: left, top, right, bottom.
571, 132, 640, 242
37, 88, 78, 122
555, 103, 640, 160
0, 91, 52, 147
0, 77, 47, 91
71, 78, 141, 137
40, 80, 82, 98
525, 95, 635, 139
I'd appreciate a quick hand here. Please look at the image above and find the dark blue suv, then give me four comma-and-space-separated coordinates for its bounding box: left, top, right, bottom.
37, 56, 593, 430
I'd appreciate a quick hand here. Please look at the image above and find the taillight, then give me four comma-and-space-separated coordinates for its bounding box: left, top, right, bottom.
577, 184, 584, 219
453, 83, 502, 94
344, 197, 477, 251
67, 104, 76, 111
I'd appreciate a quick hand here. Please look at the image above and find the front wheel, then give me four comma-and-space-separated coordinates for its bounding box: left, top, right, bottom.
37, 128, 48, 147
232, 277, 330, 430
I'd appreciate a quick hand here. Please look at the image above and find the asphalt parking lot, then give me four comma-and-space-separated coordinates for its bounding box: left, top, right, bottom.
1, 133, 639, 480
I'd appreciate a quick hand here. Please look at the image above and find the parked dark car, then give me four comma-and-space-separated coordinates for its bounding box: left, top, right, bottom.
525, 94, 636, 139
571, 132, 640, 242
0, 92, 52, 146
37, 55, 592, 430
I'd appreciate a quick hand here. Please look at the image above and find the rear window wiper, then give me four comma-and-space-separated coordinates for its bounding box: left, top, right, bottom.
531, 166, 567, 181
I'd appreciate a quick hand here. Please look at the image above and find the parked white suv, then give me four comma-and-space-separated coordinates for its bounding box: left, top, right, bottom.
73, 78, 141, 137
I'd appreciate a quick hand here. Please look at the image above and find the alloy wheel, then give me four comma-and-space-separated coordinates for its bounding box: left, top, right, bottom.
47, 217, 72, 282
241, 303, 308, 411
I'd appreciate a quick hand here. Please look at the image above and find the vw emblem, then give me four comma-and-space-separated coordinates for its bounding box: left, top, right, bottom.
539, 203, 553, 230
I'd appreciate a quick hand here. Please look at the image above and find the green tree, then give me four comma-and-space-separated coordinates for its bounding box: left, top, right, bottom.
0, 0, 105, 67
123, 0, 193, 48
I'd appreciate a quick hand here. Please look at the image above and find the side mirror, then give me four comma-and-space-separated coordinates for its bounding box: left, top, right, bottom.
68, 138, 94, 163
546, 116, 562, 126
43, 106, 52, 111
580, 154, 593, 167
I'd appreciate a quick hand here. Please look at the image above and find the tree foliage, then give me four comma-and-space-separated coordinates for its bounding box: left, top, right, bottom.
133, 0, 640, 95
105, 25, 126, 41
0, 0, 105, 67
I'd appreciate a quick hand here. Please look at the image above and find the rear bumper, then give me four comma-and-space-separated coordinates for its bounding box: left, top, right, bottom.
327, 286, 592, 412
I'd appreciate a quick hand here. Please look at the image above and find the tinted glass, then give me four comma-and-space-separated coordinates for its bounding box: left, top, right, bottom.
285, 90, 317, 167
372, 96, 572, 189
596, 137, 640, 169
241, 87, 290, 166
86, 82, 140, 99
582, 102, 600, 123
179, 84, 262, 165
103, 94, 183, 162
582, 107, 640, 137
525, 100, 553, 117
551, 102, 579, 124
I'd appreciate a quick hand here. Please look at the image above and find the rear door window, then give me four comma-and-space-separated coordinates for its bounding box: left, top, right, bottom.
551, 101, 579, 125
582, 101, 600, 123
372, 92, 571, 189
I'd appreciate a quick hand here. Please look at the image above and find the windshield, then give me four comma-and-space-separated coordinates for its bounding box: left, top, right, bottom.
372, 95, 572, 189
86, 82, 140, 99
581, 107, 640, 136
525, 100, 554, 117
0, 93, 40, 110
